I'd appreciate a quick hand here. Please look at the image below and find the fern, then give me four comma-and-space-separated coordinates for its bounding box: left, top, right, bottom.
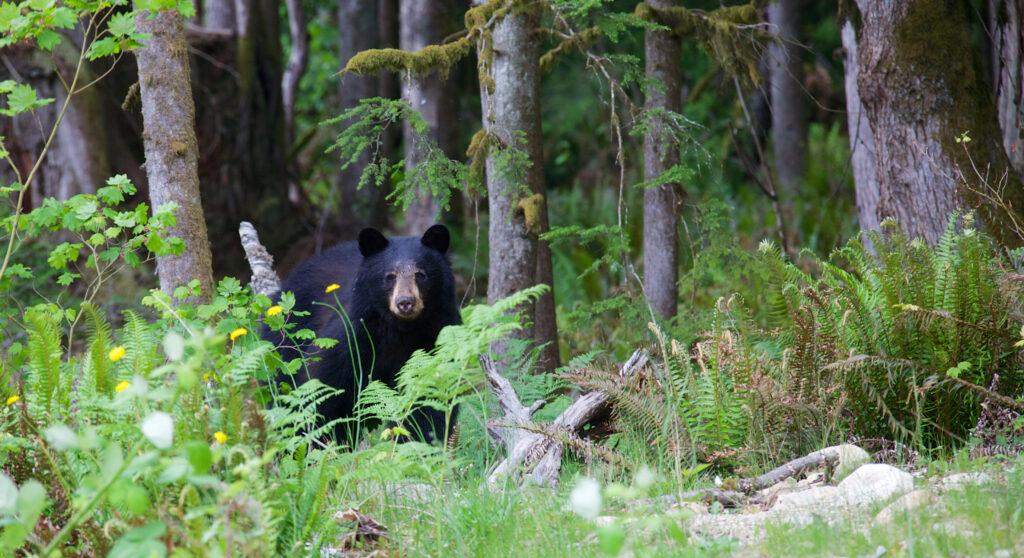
23, 305, 63, 415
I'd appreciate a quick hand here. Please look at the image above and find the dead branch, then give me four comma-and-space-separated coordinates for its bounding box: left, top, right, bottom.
238, 221, 280, 297
485, 349, 650, 488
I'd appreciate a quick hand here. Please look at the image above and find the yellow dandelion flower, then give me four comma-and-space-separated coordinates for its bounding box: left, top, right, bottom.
266, 305, 283, 317
213, 431, 227, 444
109, 346, 126, 362
5, 395, 19, 406
115, 381, 131, 393
325, 283, 340, 293
229, 328, 248, 341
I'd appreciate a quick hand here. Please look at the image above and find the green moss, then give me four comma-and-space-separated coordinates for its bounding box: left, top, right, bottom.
516, 193, 545, 235
634, 1, 764, 88
466, 129, 494, 183
538, 26, 601, 74
891, 0, 1024, 247
342, 38, 473, 79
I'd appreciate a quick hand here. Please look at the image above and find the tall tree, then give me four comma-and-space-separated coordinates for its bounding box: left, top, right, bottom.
841, 20, 879, 237
478, 2, 559, 372
401, 0, 459, 234
336, 0, 385, 237
135, 8, 213, 303
643, 0, 682, 321
767, 0, 806, 193
990, 0, 1024, 177
849, 0, 1024, 245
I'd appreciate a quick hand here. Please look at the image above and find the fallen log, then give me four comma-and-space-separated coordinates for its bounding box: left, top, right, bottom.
485, 349, 650, 488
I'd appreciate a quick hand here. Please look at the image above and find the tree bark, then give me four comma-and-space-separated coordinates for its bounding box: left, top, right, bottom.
480, 2, 559, 372
135, 9, 213, 303
990, 0, 1024, 177
204, 0, 234, 30
282, 0, 309, 151
335, 0, 385, 237
401, 0, 459, 234
767, 0, 806, 193
841, 20, 880, 237
643, 0, 682, 321
853, 0, 1024, 246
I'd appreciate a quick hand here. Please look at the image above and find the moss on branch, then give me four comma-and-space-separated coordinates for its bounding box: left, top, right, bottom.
341, 39, 474, 79
634, 1, 767, 88
539, 26, 602, 74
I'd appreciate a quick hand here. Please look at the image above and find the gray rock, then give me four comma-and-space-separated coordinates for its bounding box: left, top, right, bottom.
838, 464, 914, 506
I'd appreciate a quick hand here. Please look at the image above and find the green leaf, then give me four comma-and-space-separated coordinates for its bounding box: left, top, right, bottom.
108, 11, 135, 36
100, 442, 125, 482
87, 37, 120, 60
0, 473, 16, 516
185, 441, 212, 474
87, 232, 105, 246
35, 29, 60, 50
16, 480, 47, 529
0, 4, 20, 30
50, 6, 75, 28
57, 272, 79, 286
108, 521, 167, 558
27, 0, 54, 9
44, 423, 79, 450
5, 84, 54, 114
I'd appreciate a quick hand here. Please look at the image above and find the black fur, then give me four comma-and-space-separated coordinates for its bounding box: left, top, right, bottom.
263, 225, 461, 444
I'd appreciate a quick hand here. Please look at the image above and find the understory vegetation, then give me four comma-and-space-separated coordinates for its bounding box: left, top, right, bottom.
2, 1, 1024, 556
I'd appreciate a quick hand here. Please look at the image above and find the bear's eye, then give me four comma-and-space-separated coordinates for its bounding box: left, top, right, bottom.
385, 272, 397, 283
415, 271, 426, 282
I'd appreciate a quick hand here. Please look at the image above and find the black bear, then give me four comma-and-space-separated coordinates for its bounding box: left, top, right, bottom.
263, 225, 461, 444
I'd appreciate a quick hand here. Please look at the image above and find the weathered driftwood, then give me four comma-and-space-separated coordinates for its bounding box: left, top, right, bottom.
739, 446, 843, 493
238, 221, 280, 297
485, 349, 650, 488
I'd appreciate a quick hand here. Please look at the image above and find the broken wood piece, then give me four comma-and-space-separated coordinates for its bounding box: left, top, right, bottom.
485, 349, 650, 488
238, 221, 281, 297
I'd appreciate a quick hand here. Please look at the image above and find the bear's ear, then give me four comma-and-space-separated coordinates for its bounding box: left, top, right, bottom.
358, 228, 390, 257
420, 224, 449, 254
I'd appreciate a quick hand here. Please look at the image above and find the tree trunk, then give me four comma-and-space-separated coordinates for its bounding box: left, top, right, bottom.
480, 3, 559, 372
401, 0, 459, 234
204, 0, 234, 30
853, 0, 1024, 246
990, 0, 1024, 177
282, 0, 309, 151
189, 0, 296, 279
841, 20, 880, 237
135, 9, 213, 304
335, 0, 384, 237
643, 0, 682, 321
767, 0, 806, 193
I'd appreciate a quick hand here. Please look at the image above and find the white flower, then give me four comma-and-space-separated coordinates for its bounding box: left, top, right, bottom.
142, 411, 174, 449
569, 477, 602, 520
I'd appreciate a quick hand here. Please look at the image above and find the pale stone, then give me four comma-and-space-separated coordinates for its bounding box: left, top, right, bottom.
837, 464, 914, 507
873, 489, 934, 525
821, 444, 871, 481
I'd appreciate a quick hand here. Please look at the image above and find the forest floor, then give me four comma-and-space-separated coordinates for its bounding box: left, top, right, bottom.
323, 450, 1024, 557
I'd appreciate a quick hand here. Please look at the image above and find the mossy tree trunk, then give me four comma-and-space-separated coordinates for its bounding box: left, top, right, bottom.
480, 2, 559, 372
135, 9, 213, 304
990, 0, 1024, 178
643, 0, 682, 321
841, 20, 880, 238
767, 0, 806, 194
852, 0, 1024, 246
401, 0, 460, 234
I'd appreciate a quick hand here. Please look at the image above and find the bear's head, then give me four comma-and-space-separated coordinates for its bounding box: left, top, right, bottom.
356, 225, 454, 322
